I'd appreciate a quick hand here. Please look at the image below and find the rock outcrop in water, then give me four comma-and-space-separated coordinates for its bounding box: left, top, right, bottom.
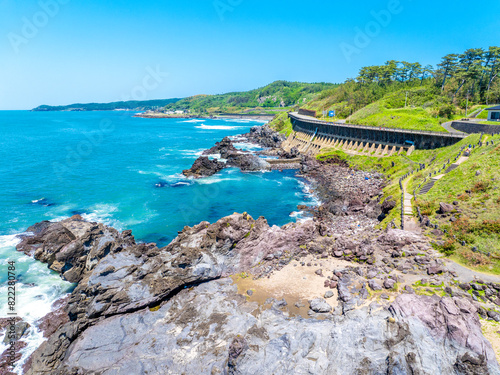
244, 124, 285, 148
182, 156, 226, 178
184, 135, 273, 178
202, 136, 238, 159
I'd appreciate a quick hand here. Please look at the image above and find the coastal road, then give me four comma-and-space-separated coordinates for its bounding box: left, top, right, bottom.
443, 258, 500, 283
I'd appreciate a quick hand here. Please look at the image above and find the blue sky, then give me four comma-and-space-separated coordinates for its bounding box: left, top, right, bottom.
1, 0, 499, 109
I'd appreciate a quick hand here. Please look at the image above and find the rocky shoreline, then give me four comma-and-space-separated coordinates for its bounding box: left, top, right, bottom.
182, 125, 289, 178
1, 124, 500, 375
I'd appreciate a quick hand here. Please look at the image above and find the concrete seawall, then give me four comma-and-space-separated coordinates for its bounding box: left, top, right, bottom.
288, 113, 466, 150
451, 121, 500, 135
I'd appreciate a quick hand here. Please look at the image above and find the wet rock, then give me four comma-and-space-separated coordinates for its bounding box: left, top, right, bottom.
36, 296, 69, 338
244, 125, 285, 148
203, 137, 238, 159
226, 152, 270, 171
1, 322, 30, 345
182, 156, 226, 178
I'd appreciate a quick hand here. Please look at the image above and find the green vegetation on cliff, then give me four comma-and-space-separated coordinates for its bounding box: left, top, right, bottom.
316, 134, 500, 275
269, 46, 500, 133
162, 81, 337, 115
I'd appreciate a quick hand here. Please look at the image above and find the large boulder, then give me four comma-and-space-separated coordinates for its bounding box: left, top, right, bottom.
203, 136, 238, 159
439, 202, 455, 214
227, 152, 270, 171
309, 298, 332, 313
245, 125, 285, 148
182, 156, 226, 178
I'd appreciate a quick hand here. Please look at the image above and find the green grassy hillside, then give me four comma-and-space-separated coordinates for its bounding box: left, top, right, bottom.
347, 87, 466, 132
162, 81, 337, 115
316, 134, 500, 275
410, 135, 500, 274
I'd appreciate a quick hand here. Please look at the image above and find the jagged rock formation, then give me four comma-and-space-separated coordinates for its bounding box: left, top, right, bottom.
244, 124, 285, 148
182, 156, 226, 178
226, 152, 270, 171
202, 136, 238, 159
11, 212, 500, 375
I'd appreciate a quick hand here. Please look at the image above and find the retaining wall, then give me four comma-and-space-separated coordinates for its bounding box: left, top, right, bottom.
450, 121, 500, 135
289, 113, 465, 149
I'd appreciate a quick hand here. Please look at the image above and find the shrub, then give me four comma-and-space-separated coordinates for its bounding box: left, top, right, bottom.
472, 181, 491, 193
437, 104, 456, 119
417, 200, 437, 216
470, 220, 500, 235
441, 239, 456, 256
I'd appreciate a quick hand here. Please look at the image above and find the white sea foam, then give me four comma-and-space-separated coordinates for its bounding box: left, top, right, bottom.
0, 234, 73, 374
195, 124, 246, 130
81, 204, 123, 231
222, 118, 268, 124
0, 234, 22, 250
195, 177, 239, 185
182, 119, 205, 123
137, 171, 186, 181
233, 141, 263, 152
179, 149, 205, 157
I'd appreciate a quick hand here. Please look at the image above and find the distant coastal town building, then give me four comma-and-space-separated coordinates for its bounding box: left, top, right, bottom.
486, 105, 500, 121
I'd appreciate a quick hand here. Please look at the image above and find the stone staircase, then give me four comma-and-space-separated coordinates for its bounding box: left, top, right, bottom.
418, 180, 436, 195
444, 163, 459, 173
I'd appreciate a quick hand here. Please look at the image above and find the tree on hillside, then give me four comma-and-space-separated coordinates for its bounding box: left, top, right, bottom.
484, 46, 500, 103
420, 65, 434, 85
437, 54, 458, 92
450, 48, 485, 102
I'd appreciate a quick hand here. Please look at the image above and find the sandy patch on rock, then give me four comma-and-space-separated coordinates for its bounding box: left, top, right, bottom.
232, 255, 357, 318
481, 319, 500, 362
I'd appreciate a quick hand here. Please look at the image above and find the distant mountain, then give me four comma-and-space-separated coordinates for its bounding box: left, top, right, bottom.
32, 98, 181, 112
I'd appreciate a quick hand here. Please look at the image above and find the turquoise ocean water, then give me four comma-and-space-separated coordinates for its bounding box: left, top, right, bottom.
0, 110, 316, 370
